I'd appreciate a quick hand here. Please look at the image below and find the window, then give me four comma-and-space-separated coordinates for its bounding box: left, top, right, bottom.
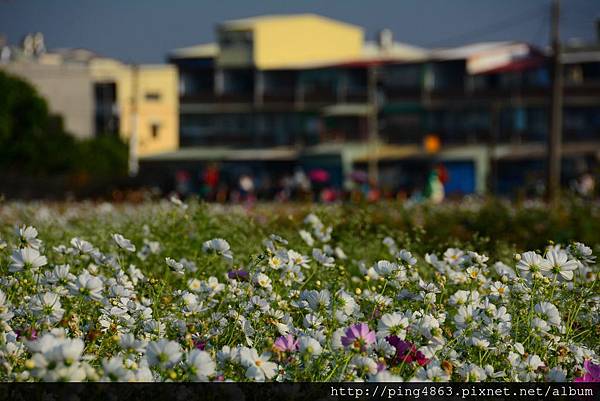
94, 82, 119, 136
145, 92, 161, 101
150, 122, 161, 139
218, 30, 253, 49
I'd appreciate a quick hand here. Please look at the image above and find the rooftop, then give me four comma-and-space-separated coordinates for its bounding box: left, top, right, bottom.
219, 13, 361, 31
169, 43, 218, 59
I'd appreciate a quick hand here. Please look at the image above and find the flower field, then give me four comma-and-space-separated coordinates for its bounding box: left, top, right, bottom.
0, 199, 598, 382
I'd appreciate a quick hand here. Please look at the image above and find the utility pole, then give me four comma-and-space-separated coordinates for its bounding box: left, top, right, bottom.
488, 101, 500, 195
129, 64, 139, 177
367, 64, 379, 185
547, 0, 562, 205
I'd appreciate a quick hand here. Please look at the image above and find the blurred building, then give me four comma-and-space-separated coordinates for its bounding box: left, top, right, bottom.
141, 14, 600, 198
0, 33, 178, 158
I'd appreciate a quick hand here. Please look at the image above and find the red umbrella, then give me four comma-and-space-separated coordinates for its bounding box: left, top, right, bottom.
309, 169, 330, 183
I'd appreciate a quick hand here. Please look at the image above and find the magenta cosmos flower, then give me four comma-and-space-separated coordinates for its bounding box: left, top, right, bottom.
273, 334, 298, 353
386, 336, 429, 366
341, 323, 376, 351
574, 360, 600, 382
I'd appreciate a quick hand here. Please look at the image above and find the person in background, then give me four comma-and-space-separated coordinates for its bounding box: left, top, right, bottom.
202, 163, 220, 201
422, 168, 445, 204
293, 168, 311, 200
175, 170, 191, 199
575, 172, 596, 199
239, 174, 255, 205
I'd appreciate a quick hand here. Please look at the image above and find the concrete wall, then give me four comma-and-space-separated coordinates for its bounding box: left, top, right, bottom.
2, 61, 94, 139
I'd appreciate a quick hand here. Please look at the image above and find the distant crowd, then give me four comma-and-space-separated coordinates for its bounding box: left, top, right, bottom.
171, 165, 449, 205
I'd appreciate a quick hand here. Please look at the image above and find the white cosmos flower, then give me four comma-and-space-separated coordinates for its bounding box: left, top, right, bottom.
9, 247, 48, 272
443, 248, 465, 266
546, 367, 567, 382
334, 246, 347, 260
543, 250, 578, 281
494, 261, 516, 278
374, 338, 396, 358
188, 278, 202, 292
254, 273, 272, 289
489, 281, 509, 298
0, 290, 14, 322
350, 356, 378, 376
531, 317, 551, 334
202, 238, 233, 263
119, 333, 146, 354
239, 347, 277, 381
165, 257, 184, 274
524, 354, 544, 372
336, 290, 358, 316
52, 338, 85, 365
458, 363, 487, 382
169, 195, 188, 210
449, 290, 470, 306
304, 213, 323, 228
377, 312, 409, 339
202, 276, 225, 293
534, 302, 561, 327
30, 292, 65, 324
102, 357, 132, 381
412, 361, 450, 382
112, 234, 136, 252
301, 289, 330, 311
571, 242, 595, 265
186, 349, 215, 381
516, 251, 549, 276
298, 337, 322, 357
217, 345, 241, 364
70, 237, 94, 254
373, 260, 398, 277
398, 250, 417, 266
17, 225, 42, 249
146, 339, 182, 369
298, 230, 315, 246
312, 248, 334, 267
69, 272, 104, 301
371, 369, 404, 382
287, 249, 310, 268
454, 305, 476, 329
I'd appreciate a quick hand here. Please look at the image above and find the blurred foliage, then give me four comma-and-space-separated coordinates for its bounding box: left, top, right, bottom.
0, 70, 128, 178
2, 199, 597, 274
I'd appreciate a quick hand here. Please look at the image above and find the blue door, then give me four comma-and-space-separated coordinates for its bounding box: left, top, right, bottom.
443, 161, 476, 195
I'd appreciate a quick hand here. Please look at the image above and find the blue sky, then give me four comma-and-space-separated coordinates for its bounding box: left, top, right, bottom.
1, 0, 598, 63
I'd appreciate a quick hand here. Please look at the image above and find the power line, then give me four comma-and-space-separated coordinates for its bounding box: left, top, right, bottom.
426, 4, 548, 47
531, 6, 549, 47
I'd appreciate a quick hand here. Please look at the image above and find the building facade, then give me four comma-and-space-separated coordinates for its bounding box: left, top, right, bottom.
145, 14, 600, 198
1, 35, 179, 159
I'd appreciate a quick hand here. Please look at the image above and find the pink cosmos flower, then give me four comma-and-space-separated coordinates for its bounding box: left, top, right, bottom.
341, 323, 376, 351
15, 327, 37, 341
273, 334, 298, 353
574, 360, 600, 382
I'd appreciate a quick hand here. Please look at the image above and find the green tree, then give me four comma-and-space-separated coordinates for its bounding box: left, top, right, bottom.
0, 70, 127, 177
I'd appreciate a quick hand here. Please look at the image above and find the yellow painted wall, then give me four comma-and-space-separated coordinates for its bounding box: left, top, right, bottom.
253, 15, 364, 69
133, 66, 179, 156
90, 60, 178, 157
